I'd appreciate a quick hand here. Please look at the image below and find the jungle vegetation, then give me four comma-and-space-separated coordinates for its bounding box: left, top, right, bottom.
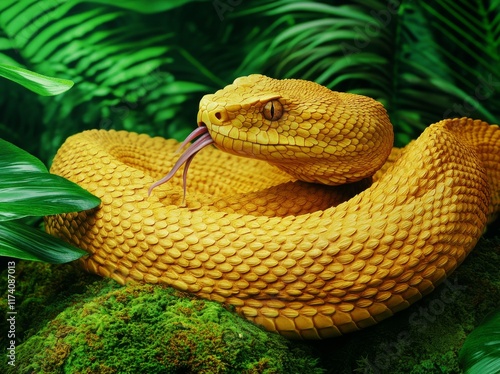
0, 0, 498, 164
0, 1, 499, 373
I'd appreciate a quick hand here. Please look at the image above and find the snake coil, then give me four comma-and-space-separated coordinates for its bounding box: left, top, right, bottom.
46, 75, 500, 339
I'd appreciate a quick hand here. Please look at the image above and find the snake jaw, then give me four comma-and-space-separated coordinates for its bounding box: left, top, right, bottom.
148, 125, 214, 201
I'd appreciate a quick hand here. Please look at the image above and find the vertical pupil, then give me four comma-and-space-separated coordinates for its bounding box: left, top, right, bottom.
270, 103, 274, 118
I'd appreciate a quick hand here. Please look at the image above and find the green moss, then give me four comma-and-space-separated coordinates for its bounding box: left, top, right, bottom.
0, 260, 101, 344
1, 236, 498, 373
4, 277, 322, 374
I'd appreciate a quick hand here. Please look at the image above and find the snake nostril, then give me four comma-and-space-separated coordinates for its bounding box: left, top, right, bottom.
207, 109, 226, 124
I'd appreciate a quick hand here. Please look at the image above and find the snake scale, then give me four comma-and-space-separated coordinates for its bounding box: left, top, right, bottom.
46, 75, 500, 339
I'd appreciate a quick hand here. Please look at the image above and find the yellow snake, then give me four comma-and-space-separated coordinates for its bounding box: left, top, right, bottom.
46, 75, 500, 339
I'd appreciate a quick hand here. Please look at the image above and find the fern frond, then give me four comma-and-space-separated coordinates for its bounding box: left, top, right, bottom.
0, 0, 215, 162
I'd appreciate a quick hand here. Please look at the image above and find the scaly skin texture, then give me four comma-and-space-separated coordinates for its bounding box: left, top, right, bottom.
199, 75, 394, 185
46, 75, 500, 339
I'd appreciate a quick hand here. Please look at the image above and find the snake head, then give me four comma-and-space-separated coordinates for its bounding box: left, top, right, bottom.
149, 74, 395, 199
198, 74, 394, 185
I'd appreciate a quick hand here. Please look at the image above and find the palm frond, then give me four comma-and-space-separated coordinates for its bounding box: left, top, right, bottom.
0, 0, 498, 157
230, 0, 500, 145
417, 0, 500, 124
0, 0, 216, 162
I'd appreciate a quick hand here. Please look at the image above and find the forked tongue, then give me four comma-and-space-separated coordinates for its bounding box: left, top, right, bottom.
148, 126, 214, 202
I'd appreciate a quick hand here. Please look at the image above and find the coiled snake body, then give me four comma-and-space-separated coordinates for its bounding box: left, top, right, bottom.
46, 75, 500, 339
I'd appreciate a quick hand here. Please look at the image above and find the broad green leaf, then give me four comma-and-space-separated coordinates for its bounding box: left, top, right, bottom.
0, 220, 86, 263
0, 138, 100, 221
0, 173, 100, 220
459, 309, 500, 373
0, 64, 73, 96
0, 137, 47, 173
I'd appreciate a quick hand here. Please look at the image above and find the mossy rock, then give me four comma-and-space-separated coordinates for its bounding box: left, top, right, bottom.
1, 235, 499, 373
3, 273, 321, 374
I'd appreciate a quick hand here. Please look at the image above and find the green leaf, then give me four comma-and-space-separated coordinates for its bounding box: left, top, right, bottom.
85, 0, 201, 14
0, 220, 86, 263
459, 309, 500, 373
0, 64, 73, 96
0, 138, 100, 221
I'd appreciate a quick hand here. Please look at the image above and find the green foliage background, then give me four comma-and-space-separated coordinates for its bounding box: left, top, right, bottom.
0, 1, 499, 372
0, 0, 499, 165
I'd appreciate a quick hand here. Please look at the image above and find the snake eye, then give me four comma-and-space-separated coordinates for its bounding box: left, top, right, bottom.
263, 100, 283, 121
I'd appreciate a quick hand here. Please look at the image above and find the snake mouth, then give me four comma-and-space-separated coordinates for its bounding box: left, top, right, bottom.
148, 125, 214, 198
